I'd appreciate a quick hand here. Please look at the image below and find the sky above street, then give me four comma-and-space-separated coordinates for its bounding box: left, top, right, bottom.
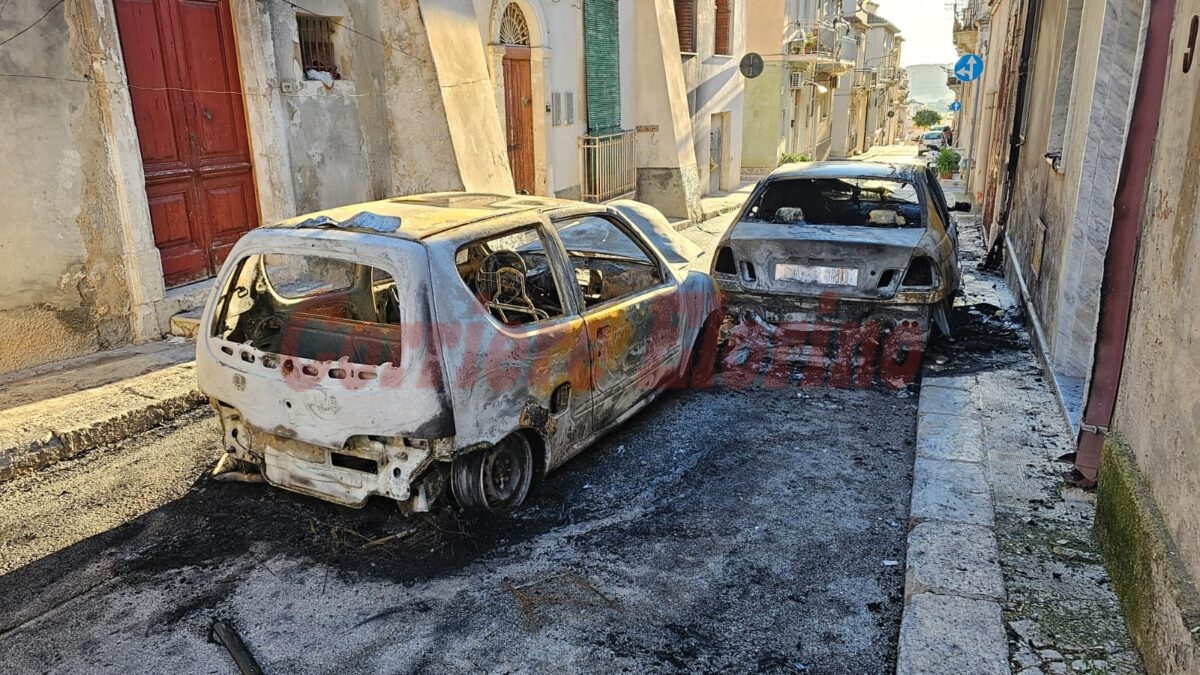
871, 0, 960, 66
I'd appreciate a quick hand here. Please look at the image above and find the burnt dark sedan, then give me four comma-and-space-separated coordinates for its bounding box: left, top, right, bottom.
711, 161, 968, 342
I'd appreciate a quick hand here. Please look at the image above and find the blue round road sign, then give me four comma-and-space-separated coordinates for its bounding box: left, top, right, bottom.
954, 54, 983, 82
949, 101, 963, 112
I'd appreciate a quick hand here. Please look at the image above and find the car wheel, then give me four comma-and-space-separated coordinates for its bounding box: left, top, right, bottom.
451, 434, 534, 514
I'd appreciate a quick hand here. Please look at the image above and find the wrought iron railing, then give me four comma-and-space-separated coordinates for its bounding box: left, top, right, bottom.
580, 130, 637, 203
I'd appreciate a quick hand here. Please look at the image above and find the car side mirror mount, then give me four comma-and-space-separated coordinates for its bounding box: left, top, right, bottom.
953, 202, 972, 212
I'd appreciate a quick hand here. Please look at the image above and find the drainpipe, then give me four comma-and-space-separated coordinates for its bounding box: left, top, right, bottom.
1074, 0, 1175, 485
984, 0, 1040, 268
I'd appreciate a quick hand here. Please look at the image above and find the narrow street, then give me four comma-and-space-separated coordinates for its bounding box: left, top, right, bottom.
0, 367, 916, 673
0, 151, 968, 672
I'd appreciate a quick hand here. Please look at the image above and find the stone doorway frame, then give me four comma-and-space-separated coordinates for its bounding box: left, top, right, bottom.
76, 0, 295, 340
486, 0, 549, 196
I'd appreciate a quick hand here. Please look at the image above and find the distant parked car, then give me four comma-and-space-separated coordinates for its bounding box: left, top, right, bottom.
920, 131, 949, 153
197, 193, 721, 514
710, 162, 970, 344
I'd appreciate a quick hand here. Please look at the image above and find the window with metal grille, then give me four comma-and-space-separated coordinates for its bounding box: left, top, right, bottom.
297, 15, 340, 79
674, 0, 695, 53
714, 0, 732, 55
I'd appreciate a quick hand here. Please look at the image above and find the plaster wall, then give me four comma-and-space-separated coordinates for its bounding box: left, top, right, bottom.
680, 0, 746, 195
0, 0, 141, 374
742, 63, 788, 172
632, 0, 702, 220
267, 0, 391, 214
1112, 0, 1200, 590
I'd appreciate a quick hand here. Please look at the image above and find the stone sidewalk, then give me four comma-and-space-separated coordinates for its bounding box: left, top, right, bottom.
896, 199, 1142, 673
0, 340, 203, 483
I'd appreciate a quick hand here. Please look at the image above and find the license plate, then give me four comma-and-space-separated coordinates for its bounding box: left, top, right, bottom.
775, 264, 859, 286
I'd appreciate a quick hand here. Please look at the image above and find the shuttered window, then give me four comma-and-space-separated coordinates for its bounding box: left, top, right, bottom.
675, 0, 696, 53
714, 0, 732, 55
584, 0, 621, 135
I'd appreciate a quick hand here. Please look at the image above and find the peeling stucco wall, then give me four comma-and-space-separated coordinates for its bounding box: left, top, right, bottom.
679, 0, 746, 197
0, 0, 136, 375
1113, 0, 1200, 594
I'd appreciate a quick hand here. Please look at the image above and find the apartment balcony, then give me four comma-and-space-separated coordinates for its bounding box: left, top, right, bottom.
783, 23, 856, 74
580, 130, 637, 203
853, 69, 879, 90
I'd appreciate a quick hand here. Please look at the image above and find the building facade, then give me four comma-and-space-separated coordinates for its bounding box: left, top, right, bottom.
830, 1, 907, 158
957, 0, 1200, 670
0, 0, 743, 377
740, 0, 854, 175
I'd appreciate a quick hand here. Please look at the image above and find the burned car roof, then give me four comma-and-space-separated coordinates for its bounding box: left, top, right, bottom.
767, 161, 920, 182
267, 192, 586, 241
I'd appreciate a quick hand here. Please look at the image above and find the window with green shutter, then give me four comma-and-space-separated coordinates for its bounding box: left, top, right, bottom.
583, 0, 621, 135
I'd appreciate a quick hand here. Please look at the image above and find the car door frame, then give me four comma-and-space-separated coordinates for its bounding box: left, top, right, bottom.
439, 217, 594, 474
547, 211, 684, 437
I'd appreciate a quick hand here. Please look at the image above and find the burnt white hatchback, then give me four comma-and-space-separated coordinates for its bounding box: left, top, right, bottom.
197, 193, 720, 514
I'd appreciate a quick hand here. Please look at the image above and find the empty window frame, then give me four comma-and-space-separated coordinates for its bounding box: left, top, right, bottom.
212, 254, 401, 365
551, 216, 665, 308
297, 15, 340, 79
745, 178, 924, 228
456, 227, 566, 326
1045, 0, 1084, 164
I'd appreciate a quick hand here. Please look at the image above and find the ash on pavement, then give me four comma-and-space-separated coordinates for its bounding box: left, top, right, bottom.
0, 383, 915, 674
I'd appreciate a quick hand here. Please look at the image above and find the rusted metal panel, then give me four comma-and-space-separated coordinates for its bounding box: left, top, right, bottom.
196, 194, 720, 512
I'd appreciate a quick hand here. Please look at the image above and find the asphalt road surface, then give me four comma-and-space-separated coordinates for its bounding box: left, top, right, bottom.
0, 379, 917, 674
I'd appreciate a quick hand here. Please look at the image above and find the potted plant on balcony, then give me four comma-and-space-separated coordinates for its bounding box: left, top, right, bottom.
803, 34, 818, 54
935, 148, 961, 179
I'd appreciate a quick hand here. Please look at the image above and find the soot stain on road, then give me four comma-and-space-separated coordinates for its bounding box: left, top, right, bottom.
1, 381, 916, 673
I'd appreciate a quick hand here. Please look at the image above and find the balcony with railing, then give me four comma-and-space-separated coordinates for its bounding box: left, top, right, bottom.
953, 0, 985, 52
784, 22, 840, 61
580, 130, 637, 203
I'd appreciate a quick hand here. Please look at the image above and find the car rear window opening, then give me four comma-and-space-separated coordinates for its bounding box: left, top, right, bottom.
211, 253, 403, 366
745, 178, 924, 229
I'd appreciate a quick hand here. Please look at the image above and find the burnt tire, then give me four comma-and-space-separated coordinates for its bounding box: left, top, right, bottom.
684, 316, 721, 389
451, 434, 534, 514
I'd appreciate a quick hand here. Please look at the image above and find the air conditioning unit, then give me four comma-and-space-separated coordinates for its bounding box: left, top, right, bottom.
790, 71, 806, 89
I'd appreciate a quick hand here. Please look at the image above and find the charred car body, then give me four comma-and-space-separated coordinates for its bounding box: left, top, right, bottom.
197, 194, 720, 514
711, 161, 966, 344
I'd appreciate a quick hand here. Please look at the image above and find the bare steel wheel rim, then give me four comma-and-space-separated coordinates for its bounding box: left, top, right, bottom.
482, 443, 522, 503
451, 434, 533, 513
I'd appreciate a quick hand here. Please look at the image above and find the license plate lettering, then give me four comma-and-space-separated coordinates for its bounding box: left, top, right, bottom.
775, 264, 859, 286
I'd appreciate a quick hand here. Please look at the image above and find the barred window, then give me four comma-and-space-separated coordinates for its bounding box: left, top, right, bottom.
297, 15, 340, 79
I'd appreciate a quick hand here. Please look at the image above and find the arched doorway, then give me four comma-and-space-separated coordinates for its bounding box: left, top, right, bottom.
497, 3, 536, 195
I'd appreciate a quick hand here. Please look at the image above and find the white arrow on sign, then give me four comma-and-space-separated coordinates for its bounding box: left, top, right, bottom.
956, 55, 980, 81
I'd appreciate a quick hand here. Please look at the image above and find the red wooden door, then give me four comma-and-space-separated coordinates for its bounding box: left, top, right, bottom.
503, 48, 536, 195
114, 0, 258, 287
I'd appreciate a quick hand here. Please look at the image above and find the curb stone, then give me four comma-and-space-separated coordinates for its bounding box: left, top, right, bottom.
0, 362, 206, 483
896, 374, 1009, 675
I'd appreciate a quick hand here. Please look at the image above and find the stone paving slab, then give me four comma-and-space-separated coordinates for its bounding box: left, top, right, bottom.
0, 362, 205, 483
906, 521, 1006, 602
914, 383, 975, 417
910, 457, 995, 526
896, 593, 1009, 675
916, 411, 984, 463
